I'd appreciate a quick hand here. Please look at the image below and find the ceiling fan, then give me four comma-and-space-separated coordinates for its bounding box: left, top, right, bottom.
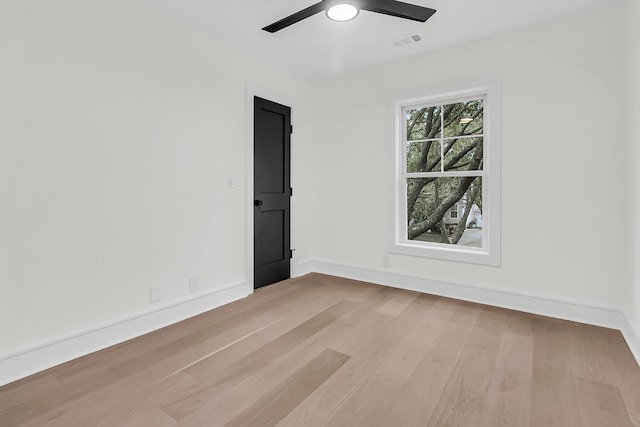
262, 0, 436, 33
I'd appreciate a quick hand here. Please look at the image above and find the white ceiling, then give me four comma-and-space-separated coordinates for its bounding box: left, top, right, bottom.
137, 0, 609, 79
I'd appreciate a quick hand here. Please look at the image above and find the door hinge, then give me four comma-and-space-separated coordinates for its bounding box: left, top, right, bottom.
290, 187, 293, 196
290, 125, 293, 134
289, 249, 294, 259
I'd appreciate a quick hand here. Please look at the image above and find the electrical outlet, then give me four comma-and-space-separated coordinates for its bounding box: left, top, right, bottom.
189, 276, 200, 293
149, 286, 162, 304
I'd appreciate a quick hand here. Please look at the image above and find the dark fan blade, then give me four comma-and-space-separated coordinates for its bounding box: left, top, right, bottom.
361, 0, 436, 22
262, 1, 326, 33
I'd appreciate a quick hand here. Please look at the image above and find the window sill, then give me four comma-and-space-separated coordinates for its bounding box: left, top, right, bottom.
390, 242, 501, 267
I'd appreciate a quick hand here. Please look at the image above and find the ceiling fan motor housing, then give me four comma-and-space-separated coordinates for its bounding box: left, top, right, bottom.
325, 0, 362, 21
325, 0, 363, 8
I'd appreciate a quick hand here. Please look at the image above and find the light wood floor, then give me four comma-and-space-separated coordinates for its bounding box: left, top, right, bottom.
2, 273, 640, 426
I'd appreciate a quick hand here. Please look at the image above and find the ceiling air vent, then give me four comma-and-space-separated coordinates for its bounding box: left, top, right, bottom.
391, 34, 423, 48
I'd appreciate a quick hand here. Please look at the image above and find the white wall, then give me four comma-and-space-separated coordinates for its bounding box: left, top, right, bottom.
300, 2, 629, 310
0, 0, 307, 357
627, 0, 640, 342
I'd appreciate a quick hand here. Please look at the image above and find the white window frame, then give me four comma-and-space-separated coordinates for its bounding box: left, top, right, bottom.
391, 77, 501, 266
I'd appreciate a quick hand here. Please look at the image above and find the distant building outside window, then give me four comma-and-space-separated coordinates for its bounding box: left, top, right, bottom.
450, 203, 459, 219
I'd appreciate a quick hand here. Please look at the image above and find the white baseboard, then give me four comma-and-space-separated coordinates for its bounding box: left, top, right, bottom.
621, 316, 640, 368
296, 260, 639, 367
0, 281, 251, 387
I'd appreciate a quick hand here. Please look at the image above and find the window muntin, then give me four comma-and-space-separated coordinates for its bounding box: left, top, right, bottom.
450, 203, 458, 219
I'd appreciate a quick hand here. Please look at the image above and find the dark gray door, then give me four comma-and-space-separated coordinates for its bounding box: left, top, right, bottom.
253, 97, 291, 289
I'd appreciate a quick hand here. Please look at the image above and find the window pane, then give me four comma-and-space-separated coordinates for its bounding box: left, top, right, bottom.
407, 177, 482, 248
407, 140, 441, 173
451, 204, 458, 218
443, 100, 484, 138
443, 137, 483, 172
406, 106, 441, 140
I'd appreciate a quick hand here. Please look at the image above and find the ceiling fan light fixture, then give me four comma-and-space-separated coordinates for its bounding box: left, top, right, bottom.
326, 3, 359, 22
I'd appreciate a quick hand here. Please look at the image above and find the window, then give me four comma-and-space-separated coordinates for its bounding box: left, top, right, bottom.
392, 78, 501, 266
450, 203, 459, 219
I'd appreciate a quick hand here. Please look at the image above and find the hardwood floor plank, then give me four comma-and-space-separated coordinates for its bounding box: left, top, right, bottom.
478, 330, 533, 427
110, 311, 281, 378
34, 310, 284, 426
503, 309, 535, 337
318, 297, 458, 427
118, 407, 177, 427
307, 274, 376, 291
227, 349, 350, 427
20, 312, 281, 425
570, 322, 620, 384
161, 300, 358, 421
173, 291, 414, 426
530, 316, 580, 427
612, 347, 640, 426
0, 374, 62, 412
73, 372, 198, 427
18, 372, 195, 427
375, 288, 420, 316
425, 306, 508, 426
183, 282, 375, 381
259, 291, 411, 389
182, 316, 325, 383
598, 329, 640, 426
350, 298, 484, 427
170, 282, 391, 426
570, 323, 640, 426
278, 294, 440, 427
340, 285, 398, 323
177, 292, 409, 426
175, 321, 357, 426
574, 376, 634, 427
0, 368, 120, 426
54, 367, 120, 389
103, 278, 345, 380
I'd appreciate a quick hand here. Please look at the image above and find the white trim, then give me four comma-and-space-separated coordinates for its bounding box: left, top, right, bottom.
391, 76, 501, 267
245, 83, 297, 288
408, 134, 485, 144
0, 281, 249, 386
296, 260, 627, 331
406, 171, 484, 178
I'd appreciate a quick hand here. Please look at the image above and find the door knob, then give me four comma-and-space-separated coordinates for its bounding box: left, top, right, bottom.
254, 200, 263, 207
